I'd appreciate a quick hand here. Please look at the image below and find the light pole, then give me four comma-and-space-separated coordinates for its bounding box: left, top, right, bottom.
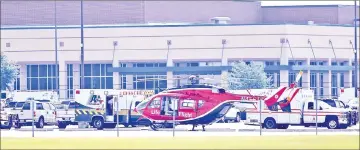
80, 0, 85, 89
354, 0, 358, 98
54, 0, 59, 93
221, 39, 226, 61
308, 39, 318, 136
166, 40, 172, 62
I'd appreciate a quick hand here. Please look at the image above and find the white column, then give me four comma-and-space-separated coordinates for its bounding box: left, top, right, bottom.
167, 59, 174, 88
302, 58, 311, 89
126, 75, 134, 90
123, 63, 132, 90
279, 46, 289, 86
344, 59, 352, 88
73, 64, 80, 90
112, 60, 120, 90
323, 58, 332, 97
58, 61, 67, 100
19, 64, 27, 90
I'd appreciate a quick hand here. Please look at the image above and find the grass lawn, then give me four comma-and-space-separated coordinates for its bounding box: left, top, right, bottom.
1, 135, 359, 149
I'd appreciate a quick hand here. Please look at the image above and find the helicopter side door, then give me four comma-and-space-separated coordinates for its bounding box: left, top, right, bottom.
158, 96, 179, 120
177, 98, 196, 120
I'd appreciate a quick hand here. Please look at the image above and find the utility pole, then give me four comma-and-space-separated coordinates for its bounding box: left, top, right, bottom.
80, 0, 85, 89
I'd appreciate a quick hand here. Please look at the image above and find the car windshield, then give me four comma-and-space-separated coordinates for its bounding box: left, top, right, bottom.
135, 95, 155, 111
15, 102, 25, 108
54, 104, 65, 109
321, 99, 336, 107
6, 102, 17, 108
61, 101, 70, 105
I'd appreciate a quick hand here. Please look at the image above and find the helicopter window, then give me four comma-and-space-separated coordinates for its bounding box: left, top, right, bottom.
149, 97, 161, 108
181, 99, 195, 108
198, 100, 205, 108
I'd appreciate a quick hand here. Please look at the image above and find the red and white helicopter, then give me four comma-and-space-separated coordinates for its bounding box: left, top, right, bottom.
134, 72, 303, 131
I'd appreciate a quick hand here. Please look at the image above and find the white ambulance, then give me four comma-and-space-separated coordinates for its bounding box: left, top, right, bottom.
245, 89, 351, 129
57, 89, 154, 129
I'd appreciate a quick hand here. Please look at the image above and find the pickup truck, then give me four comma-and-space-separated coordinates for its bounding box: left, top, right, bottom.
55, 100, 77, 129
11, 100, 57, 129
0, 106, 12, 129
319, 98, 358, 126
245, 99, 350, 129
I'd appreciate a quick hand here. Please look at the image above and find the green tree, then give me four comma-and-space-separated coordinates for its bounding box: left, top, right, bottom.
227, 61, 273, 90
1, 54, 18, 91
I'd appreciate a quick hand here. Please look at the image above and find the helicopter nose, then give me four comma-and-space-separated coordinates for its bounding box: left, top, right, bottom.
134, 107, 144, 115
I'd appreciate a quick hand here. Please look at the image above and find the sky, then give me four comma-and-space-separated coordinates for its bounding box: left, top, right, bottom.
261, 1, 360, 6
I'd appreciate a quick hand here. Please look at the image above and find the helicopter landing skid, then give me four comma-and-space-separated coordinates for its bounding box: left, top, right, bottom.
149, 123, 173, 131
189, 124, 206, 131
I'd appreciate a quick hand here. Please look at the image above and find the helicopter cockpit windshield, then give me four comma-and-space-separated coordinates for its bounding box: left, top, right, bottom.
135, 94, 156, 113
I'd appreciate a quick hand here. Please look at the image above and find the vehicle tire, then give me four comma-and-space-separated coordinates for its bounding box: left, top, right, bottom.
36, 117, 44, 128
123, 124, 129, 128
2, 116, 12, 129
92, 117, 104, 130
12, 115, 21, 129
264, 118, 277, 129
304, 124, 310, 127
277, 124, 289, 129
326, 118, 339, 129
57, 122, 67, 129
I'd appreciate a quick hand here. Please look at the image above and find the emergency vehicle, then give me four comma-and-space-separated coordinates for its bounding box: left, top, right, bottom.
71, 89, 154, 130
223, 88, 294, 123
245, 89, 351, 129
319, 98, 358, 125
11, 91, 59, 102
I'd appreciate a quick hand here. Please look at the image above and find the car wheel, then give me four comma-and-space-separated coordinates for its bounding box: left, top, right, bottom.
92, 118, 104, 130
36, 117, 44, 128
326, 119, 338, 129
264, 118, 277, 129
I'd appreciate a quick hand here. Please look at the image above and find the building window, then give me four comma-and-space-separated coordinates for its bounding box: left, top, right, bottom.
67, 64, 73, 99
276, 73, 280, 87
288, 72, 301, 87
132, 62, 166, 68
266, 72, 275, 87
352, 71, 355, 87
80, 64, 113, 89
13, 67, 20, 91
27, 64, 58, 91
310, 73, 317, 98
331, 73, 338, 97
120, 75, 127, 89
265, 61, 274, 66
319, 73, 324, 98
340, 73, 344, 88
132, 75, 167, 93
